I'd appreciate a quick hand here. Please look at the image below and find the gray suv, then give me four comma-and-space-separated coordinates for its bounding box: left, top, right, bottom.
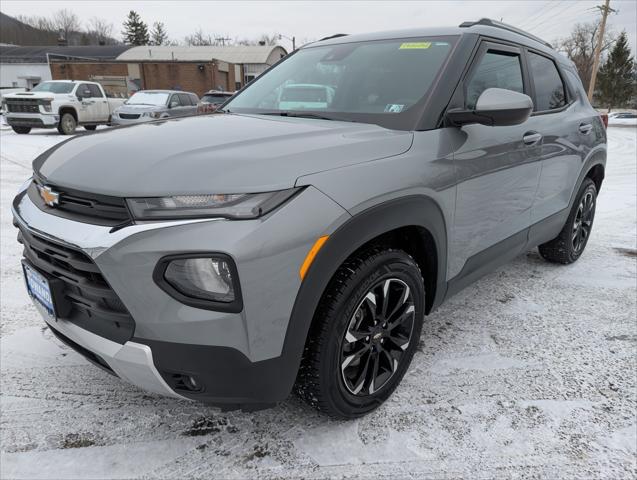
12, 19, 606, 418
111, 90, 199, 125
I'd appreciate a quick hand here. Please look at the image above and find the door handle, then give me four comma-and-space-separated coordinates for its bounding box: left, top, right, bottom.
523, 132, 542, 145
579, 123, 593, 134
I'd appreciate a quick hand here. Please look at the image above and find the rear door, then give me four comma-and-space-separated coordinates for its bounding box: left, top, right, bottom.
449, 41, 543, 278
178, 93, 197, 116
525, 51, 595, 223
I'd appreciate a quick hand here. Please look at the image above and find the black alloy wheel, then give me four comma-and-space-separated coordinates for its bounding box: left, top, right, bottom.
340, 278, 414, 396
572, 190, 594, 253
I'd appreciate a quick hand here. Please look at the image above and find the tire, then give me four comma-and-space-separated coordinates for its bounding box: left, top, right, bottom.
57, 113, 77, 135
538, 178, 597, 264
11, 126, 31, 134
84, 125, 97, 131
295, 247, 425, 419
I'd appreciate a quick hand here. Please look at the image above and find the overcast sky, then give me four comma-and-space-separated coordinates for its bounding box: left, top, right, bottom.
2, 0, 636, 52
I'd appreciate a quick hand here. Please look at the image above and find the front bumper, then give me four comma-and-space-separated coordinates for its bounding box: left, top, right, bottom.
12, 182, 348, 405
6, 113, 58, 128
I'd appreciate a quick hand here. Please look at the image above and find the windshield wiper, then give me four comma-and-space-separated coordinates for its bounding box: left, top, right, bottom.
261, 111, 335, 121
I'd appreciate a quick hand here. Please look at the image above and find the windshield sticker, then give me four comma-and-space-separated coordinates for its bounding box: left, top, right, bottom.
399, 42, 431, 50
384, 104, 405, 113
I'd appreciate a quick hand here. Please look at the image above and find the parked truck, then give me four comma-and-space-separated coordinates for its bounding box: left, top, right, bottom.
2, 80, 125, 135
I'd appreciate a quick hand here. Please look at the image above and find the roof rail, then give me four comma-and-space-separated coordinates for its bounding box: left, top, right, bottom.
459, 18, 552, 48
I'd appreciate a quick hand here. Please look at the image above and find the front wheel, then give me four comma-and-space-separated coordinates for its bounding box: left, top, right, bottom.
539, 178, 597, 264
57, 113, 77, 135
295, 248, 425, 419
11, 126, 31, 134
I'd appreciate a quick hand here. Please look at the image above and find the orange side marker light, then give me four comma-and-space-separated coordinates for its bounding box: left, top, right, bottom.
299, 235, 329, 280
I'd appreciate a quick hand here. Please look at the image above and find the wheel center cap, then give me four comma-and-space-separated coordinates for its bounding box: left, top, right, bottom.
372, 332, 383, 341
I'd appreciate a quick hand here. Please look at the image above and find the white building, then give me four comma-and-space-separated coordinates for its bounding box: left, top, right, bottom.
0, 45, 132, 89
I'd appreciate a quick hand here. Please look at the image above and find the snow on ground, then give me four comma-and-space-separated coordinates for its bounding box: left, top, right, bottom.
1, 126, 635, 479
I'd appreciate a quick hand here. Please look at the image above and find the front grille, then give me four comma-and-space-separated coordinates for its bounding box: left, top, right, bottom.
119, 113, 141, 119
18, 226, 135, 344
29, 179, 131, 227
7, 103, 40, 113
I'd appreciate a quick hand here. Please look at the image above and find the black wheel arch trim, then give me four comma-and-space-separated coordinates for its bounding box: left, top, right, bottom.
138, 195, 449, 407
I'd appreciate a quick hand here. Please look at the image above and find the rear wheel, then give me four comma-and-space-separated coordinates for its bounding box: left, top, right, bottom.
84, 125, 97, 131
11, 126, 31, 134
295, 248, 425, 419
57, 113, 77, 135
538, 178, 597, 264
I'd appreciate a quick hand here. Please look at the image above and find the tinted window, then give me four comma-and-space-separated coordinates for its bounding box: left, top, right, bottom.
178, 93, 192, 106
169, 94, 182, 107
190, 94, 199, 104
77, 84, 93, 98
87, 84, 103, 98
527, 52, 566, 111
466, 51, 524, 109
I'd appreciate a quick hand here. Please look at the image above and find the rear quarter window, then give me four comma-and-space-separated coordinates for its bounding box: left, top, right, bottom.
527, 52, 567, 111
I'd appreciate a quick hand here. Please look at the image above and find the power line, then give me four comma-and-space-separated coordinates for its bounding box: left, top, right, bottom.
515, 0, 560, 29
517, 0, 567, 30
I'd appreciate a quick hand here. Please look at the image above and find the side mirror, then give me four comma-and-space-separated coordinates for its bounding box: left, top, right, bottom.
446, 88, 533, 127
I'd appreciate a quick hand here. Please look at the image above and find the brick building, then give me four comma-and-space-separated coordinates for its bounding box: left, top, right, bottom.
49, 45, 288, 98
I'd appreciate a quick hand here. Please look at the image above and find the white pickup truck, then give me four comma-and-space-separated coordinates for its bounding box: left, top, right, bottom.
2, 80, 125, 135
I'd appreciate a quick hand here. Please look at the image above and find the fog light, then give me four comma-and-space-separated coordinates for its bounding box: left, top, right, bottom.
164, 256, 235, 303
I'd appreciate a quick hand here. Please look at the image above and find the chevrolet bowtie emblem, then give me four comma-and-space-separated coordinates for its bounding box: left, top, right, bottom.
38, 185, 60, 207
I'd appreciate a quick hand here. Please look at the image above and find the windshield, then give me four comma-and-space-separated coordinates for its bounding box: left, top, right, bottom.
224, 36, 455, 129
127, 92, 170, 106
31, 82, 75, 94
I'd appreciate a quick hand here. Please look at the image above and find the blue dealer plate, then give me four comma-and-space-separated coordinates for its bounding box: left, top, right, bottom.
23, 264, 55, 317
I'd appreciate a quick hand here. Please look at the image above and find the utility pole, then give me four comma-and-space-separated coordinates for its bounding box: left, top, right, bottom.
588, 0, 616, 101
215, 36, 232, 46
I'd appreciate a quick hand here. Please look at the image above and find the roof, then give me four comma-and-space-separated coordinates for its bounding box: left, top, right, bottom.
0, 45, 133, 64
116, 45, 287, 64
310, 21, 557, 58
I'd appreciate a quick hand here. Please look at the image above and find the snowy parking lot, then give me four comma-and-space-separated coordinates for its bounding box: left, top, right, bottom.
0, 125, 635, 479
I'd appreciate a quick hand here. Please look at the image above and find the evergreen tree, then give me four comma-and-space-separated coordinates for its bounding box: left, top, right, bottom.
122, 10, 149, 46
150, 21, 169, 46
597, 31, 635, 111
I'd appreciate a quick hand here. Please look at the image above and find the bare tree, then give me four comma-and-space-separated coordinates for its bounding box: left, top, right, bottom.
184, 28, 215, 46
554, 21, 615, 93
54, 9, 81, 43
88, 17, 114, 44
15, 14, 56, 32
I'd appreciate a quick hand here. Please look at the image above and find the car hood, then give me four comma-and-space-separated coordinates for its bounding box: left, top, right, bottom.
34, 114, 413, 196
5, 91, 59, 101
116, 104, 164, 113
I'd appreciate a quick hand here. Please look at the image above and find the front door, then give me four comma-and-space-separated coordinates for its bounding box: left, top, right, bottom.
76, 83, 101, 123
449, 41, 543, 279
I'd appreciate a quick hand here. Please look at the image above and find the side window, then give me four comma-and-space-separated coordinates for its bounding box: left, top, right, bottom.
87, 84, 104, 98
169, 94, 181, 107
77, 83, 93, 99
527, 52, 567, 111
178, 93, 192, 106
190, 94, 200, 105
465, 50, 524, 110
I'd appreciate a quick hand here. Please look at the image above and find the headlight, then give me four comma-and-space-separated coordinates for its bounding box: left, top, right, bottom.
126, 188, 300, 220
150, 112, 161, 119
42, 102, 52, 112
154, 254, 242, 311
